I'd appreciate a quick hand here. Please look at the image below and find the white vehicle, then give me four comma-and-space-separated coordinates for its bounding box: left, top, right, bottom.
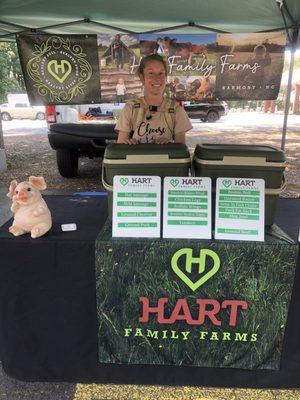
0, 102, 45, 121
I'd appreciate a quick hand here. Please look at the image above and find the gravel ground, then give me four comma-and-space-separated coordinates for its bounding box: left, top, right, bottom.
0, 367, 76, 400
1, 119, 299, 198
1, 134, 103, 193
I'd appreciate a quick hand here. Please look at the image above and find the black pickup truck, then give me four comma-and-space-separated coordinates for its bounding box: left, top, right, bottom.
48, 123, 116, 177
184, 101, 228, 122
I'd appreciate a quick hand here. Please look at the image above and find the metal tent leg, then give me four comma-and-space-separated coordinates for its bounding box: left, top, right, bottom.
281, 28, 300, 150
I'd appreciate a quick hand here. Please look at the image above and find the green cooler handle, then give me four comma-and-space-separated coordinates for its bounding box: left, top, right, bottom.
265, 174, 287, 195
90, 139, 116, 149
101, 167, 113, 192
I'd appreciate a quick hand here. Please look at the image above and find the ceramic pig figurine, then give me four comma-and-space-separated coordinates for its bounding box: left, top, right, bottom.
7, 176, 52, 239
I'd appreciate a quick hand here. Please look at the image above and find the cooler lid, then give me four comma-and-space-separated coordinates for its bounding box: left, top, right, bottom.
195, 143, 285, 162
105, 143, 190, 160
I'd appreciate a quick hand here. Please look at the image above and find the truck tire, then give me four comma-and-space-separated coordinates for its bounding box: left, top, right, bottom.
1, 112, 12, 121
206, 110, 219, 122
36, 112, 45, 120
56, 149, 79, 177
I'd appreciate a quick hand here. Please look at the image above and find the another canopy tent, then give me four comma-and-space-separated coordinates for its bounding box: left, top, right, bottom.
0, 0, 299, 152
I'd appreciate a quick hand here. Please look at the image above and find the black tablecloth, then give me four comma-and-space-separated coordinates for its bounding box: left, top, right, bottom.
0, 195, 299, 387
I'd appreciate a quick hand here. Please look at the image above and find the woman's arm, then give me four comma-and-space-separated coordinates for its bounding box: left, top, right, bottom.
115, 104, 139, 144
154, 131, 186, 144
173, 105, 192, 144
117, 130, 139, 144
174, 131, 186, 144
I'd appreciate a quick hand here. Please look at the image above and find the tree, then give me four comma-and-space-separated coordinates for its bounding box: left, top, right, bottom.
0, 42, 26, 103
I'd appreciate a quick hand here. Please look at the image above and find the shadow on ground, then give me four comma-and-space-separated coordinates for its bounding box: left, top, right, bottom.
0, 362, 76, 400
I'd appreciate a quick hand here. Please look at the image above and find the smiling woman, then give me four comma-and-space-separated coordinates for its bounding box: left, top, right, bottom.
115, 54, 192, 145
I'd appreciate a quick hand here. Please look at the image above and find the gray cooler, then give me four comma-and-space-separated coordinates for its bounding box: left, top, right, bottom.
193, 143, 286, 226
102, 143, 191, 218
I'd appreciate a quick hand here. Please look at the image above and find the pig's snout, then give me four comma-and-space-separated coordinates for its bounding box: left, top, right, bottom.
18, 190, 27, 200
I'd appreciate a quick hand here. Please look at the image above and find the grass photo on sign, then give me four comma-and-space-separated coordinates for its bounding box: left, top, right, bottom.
95, 223, 298, 370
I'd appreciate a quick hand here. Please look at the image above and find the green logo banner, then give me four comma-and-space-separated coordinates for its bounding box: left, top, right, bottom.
95, 223, 298, 370
16, 34, 101, 105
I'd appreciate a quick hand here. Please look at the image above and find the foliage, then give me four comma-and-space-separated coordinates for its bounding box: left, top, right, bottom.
227, 100, 262, 110
283, 49, 300, 72
0, 42, 25, 103
276, 99, 284, 111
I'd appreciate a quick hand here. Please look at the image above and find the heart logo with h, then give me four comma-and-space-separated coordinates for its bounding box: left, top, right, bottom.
222, 179, 232, 188
171, 248, 220, 291
170, 178, 180, 188
120, 177, 129, 186
47, 59, 72, 84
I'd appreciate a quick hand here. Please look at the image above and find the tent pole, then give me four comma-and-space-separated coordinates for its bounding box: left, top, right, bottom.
0, 117, 7, 172
281, 46, 295, 150
281, 28, 300, 150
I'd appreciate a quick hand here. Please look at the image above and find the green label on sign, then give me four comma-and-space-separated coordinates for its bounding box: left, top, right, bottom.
117, 201, 156, 207
118, 193, 157, 198
217, 228, 258, 235
118, 222, 157, 228
168, 220, 208, 226
168, 212, 208, 217
168, 190, 207, 196
168, 197, 208, 203
117, 212, 157, 217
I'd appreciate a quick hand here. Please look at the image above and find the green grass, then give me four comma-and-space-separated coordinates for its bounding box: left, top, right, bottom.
95, 224, 298, 370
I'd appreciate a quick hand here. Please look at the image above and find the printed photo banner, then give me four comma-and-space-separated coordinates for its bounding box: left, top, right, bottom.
97, 34, 142, 103
17, 32, 286, 104
17, 34, 101, 105
215, 31, 286, 100
95, 223, 298, 370
97, 31, 286, 102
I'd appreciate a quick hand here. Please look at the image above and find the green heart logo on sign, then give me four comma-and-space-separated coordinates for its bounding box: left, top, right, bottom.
170, 178, 180, 188
47, 59, 72, 83
222, 179, 232, 188
171, 248, 220, 291
120, 177, 129, 186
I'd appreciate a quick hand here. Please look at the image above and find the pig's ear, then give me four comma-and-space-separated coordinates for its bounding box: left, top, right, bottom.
28, 176, 47, 190
7, 180, 18, 198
